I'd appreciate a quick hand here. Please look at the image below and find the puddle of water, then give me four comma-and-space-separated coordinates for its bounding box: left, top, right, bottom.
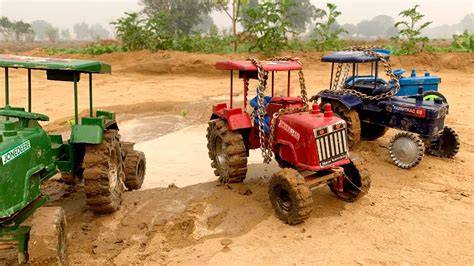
120, 117, 280, 189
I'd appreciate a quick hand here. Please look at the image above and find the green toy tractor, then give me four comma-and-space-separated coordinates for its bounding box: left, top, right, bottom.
0, 55, 146, 264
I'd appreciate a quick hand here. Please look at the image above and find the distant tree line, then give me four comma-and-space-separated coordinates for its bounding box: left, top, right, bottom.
110, 0, 473, 55
0, 17, 111, 42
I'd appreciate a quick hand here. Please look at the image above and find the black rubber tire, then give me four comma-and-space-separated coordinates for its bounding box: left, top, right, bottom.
361, 122, 388, 140
389, 132, 424, 169
207, 119, 248, 183
321, 100, 361, 148
423, 91, 447, 103
426, 126, 460, 158
28, 206, 67, 265
123, 150, 146, 190
268, 168, 313, 225
328, 156, 371, 202
83, 130, 125, 214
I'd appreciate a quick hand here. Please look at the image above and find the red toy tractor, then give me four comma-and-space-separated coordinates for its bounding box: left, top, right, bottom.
207, 59, 371, 224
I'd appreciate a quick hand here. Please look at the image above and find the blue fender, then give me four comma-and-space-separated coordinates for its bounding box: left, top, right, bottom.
318, 91, 363, 109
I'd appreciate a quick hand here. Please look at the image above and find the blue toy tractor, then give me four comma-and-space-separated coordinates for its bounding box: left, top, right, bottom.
315, 48, 460, 169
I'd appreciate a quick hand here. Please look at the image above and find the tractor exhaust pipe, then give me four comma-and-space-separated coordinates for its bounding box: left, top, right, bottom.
324, 103, 333, 118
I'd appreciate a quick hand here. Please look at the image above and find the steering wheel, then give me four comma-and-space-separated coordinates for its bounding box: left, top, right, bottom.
0, 109, 49, 121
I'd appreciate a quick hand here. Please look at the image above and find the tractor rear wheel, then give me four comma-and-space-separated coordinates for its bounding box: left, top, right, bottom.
426, 126, 460, 158
83, 130, 125, 214
328, 156, 371, 202
268, 168, 313, 225
28, 206, 67, 265
361, 122, 388, 140
389, 132, 424, 169
321, 101, 361, 147
207, 119, 248, 184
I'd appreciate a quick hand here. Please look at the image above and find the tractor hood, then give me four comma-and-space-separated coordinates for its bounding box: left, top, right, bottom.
0, 119, 55, 220
274, 109, 349, 171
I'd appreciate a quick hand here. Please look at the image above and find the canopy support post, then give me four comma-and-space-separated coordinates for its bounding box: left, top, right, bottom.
287, 71, 290, 97
271, 71, 274, 96
230, 70, 233, 109
89, 73, 93, 117
73, 75, 79, 125
329, 63, 334, 89
243, 73, 247, 108
374, 62, 379, 90
27, 69, 32, 112
4, 67, 9, 107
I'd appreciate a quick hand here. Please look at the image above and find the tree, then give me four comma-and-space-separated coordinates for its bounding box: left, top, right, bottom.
12, 21, 33, 42
191, 14, 216, 35
60, 28, 71, 40
311, 3, 347, 51
393, 5, 432, 54
45, 26, 59, 42
73, 22, 90, 40
242, 1, 294, 54
31, 20, 55, 41
285, 0, 322, 33
216, 0, 250, 52
140, 0, 215, 35
90, 24, 110, 40
0, 17, 13, 41
460, 14, 474, 33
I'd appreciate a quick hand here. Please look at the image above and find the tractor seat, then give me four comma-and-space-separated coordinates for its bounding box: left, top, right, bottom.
345, 80, 394, 96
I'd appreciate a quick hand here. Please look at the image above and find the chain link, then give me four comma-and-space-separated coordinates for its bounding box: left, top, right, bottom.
318, 46, 401, 101
248, 57, 272, 163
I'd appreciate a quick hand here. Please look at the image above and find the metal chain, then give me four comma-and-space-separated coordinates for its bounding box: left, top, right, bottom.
248, 57, 310, 164
320, 46, 401, 101
248, 57, 272, 163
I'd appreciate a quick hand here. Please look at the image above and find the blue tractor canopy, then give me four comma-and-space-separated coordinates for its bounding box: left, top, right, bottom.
321, 49, 441, 97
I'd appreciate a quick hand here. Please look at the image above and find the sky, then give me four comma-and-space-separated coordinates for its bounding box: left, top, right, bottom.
0, 0, 472, 33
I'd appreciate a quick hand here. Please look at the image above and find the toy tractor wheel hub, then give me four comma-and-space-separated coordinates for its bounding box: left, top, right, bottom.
276, 186, 292, 211
215, 137, 228, 169
392, 137, 419, 164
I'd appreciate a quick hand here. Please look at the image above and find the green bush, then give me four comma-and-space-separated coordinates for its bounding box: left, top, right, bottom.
451, 30, 474, 52
46, 44, 127, 55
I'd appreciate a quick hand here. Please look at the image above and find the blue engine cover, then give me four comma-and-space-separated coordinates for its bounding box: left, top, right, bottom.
391, 69, 441, 96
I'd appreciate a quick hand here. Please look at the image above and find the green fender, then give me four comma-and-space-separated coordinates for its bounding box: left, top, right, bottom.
70, 124, 104, 144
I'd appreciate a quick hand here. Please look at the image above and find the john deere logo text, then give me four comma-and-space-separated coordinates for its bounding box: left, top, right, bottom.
1, 140, 31, 165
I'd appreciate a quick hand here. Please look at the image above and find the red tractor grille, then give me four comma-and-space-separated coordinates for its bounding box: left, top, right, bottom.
315, 125, 348, 167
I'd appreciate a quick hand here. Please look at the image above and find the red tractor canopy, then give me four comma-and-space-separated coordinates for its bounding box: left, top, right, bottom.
215, 60, 303, 109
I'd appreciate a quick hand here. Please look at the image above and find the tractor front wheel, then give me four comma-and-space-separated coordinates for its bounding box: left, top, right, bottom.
268, 168, 313, 225
123, 148, 146, 190
426, 126, 460, 158
28, 206, 67, 265
207, 119, 248, 184
83, 130, 125, 214
423, 91, 447, 103
389, 132, 424, 169
328, 156, 371, 202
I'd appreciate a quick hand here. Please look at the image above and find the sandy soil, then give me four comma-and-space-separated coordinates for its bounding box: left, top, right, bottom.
0, 50, 473, 264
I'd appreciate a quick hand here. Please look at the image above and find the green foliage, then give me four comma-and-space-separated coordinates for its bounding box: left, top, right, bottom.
392, 5, 432, 55
46, 44, 127, 56
311, 3, 347, 51
451, 30, 474, 52
241, 1, 294, 54
0, 17, 34, 42
141, 0, 215, 35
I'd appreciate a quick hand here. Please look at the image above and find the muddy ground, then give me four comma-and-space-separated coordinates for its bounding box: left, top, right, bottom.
1, 50, 473, 264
